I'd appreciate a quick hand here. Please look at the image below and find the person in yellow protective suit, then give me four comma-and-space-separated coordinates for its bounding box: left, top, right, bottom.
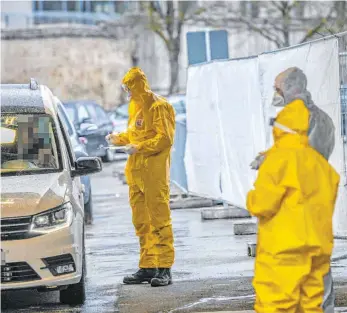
247, 100, 340, 313
107, 67, 176, 287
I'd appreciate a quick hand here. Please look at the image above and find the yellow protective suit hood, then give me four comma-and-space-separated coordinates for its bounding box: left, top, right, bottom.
122, 67, 150, 94
122, 67, 151, 117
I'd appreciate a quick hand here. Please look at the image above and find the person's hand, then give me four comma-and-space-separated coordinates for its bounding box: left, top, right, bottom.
124, 144, 138, 155
105, 132, 119, 144
250, 153, 266, 170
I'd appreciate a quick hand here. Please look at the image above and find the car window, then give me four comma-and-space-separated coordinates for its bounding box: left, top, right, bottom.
78, 105, 90, 123
95, 105, 108, 122
57, 116, 75, 169
85, 104, 98, 124
65, 106, 77, 124
1, 114, 61, 176
58, 106, 74, 136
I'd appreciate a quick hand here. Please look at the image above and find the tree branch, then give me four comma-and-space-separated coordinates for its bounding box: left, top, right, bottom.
150, 1, 165, 21
299, 5, 334, 43
270, 1, 284, 12
166, 1, 174, 40
230, 15, 285, 47
148, 2, 170, 48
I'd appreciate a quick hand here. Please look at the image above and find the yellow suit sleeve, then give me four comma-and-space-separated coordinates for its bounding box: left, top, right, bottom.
137, 104, 175, 156
110, 131, 130, 146
247, 153, 287, 219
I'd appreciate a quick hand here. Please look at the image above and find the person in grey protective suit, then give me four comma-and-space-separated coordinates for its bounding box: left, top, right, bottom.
251, 67, 336, 313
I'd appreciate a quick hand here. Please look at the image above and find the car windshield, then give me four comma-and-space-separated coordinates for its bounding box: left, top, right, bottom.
1, 114, 61, 176
115, 103, 129, 118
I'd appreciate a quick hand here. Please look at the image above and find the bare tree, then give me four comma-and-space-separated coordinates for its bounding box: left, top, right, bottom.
197, 1, 347, 49
146, 1, 204, 94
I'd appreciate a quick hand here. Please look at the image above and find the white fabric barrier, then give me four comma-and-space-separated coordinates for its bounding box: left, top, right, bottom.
215, 59, 266, 208
185, 63, 223, 199
185, 37, 347, 236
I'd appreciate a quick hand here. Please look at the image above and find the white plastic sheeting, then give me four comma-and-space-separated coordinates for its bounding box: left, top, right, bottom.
185, 37, 347, 237
215, 59, 266, 207
185, 64, 223, 199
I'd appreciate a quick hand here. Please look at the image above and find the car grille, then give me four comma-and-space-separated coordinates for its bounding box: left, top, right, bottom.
1, 262, 41, 283
1, 216, 32, 241
43, 254, 74, 267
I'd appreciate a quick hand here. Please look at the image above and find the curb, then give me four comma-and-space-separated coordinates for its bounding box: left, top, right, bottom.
201, 207, 251, 220
170, 198, 214, 210
234, 221, 257, 235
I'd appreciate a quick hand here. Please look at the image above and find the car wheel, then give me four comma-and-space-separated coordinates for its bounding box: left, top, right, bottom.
84, 191, 93, 225
60, 229, 86, 306
102, 148, 114, 163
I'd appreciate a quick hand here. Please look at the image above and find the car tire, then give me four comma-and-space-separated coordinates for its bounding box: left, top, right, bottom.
102, 148, 114, 163
60, 229, 86, 306
84, 191, 93, 225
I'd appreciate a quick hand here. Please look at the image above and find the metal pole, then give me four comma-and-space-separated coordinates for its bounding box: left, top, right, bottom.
206, 30, 211, 62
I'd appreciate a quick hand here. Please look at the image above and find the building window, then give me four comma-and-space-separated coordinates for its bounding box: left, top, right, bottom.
34, 1, 40, 11
91, 1, 113, 13
67, 1, 79, 12
240, 1, 247, 16
42, 1, 63, 11
82, 1, 90, 12
114, 1, 126, 14
209, 30, 229, 61
187, 31, 207, 65
186, 30, 229, 65
240, 1, 259, 18
251, 2, 259, 18
294, 2, 305, 18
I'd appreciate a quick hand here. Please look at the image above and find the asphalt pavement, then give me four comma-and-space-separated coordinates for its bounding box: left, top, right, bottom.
1, 161, 347, 313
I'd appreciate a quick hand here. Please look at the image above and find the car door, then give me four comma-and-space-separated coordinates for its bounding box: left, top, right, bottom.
56, 113, 84, 234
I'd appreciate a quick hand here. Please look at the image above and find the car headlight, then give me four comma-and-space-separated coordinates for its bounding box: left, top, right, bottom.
30, 203, 73, 234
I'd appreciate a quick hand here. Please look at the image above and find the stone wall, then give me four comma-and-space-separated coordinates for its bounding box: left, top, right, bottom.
1, 24, 134, 110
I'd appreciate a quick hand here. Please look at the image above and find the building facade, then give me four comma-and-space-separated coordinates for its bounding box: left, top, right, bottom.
2, 1, 345, 97
1, 0, 140, 28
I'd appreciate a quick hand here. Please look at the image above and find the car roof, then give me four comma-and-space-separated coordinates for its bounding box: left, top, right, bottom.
0, 82, 57, 116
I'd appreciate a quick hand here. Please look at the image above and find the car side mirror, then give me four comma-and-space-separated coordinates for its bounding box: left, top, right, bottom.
72, 157, 102, 177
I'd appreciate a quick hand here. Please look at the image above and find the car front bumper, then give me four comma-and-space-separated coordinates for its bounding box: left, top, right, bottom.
1, 222, 82, 291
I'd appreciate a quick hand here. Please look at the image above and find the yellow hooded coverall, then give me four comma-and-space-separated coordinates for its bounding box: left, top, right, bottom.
110, 67, 175, 269
247, 100, 340, 313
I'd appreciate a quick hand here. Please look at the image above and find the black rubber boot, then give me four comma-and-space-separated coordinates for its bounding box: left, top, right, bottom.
151, 268, 172, 287
123, 268, 157, 284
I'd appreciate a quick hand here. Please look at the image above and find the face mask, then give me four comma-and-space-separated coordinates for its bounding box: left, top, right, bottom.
122, 84, 132, 100
271, 92, 285, 107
